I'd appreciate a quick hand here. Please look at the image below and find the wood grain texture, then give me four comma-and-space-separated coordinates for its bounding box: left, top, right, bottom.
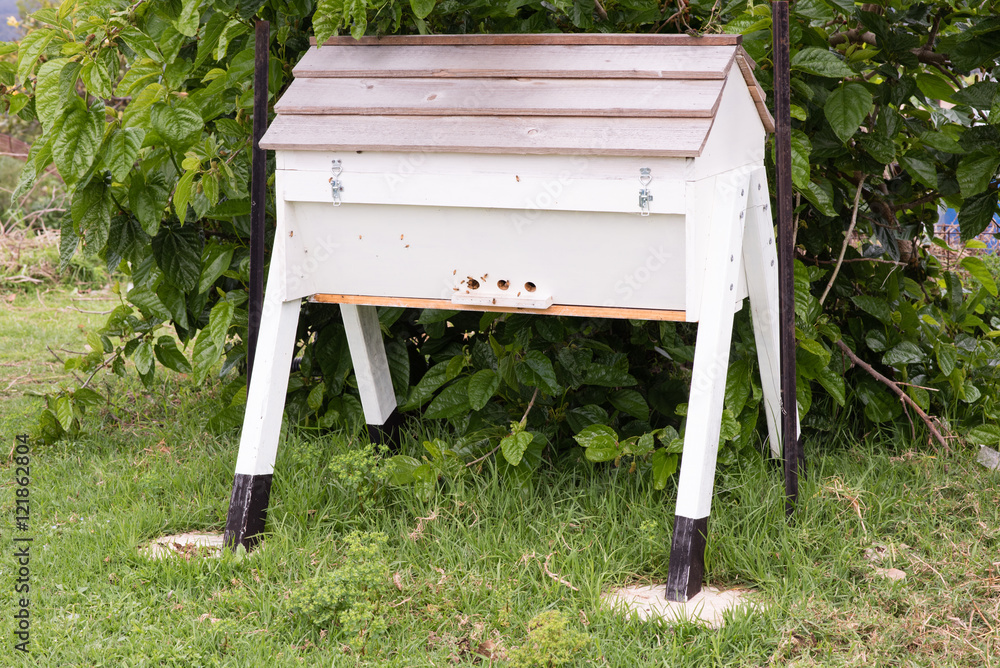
310, 34, 743, 47
274, 76, 724, 118
233, 290, 302, 477
312, 294, 686, 322
293, 44, 737, 80
260, 114, 712, 156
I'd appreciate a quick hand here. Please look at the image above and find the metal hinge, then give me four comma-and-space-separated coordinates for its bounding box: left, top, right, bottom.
639, 167, 653, 216
329, 159, 343, 206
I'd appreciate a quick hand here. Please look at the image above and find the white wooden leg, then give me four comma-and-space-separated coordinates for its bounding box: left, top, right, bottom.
341, 304, 400, 442
743, 167, 783, 458
224, 284, 301, 550
666, 171, 750, 601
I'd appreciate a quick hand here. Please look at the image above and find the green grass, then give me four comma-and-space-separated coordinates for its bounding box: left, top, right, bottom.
1, 282, 999, 666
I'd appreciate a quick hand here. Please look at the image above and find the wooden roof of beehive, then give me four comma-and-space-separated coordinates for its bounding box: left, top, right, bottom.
260, 34, 774, 157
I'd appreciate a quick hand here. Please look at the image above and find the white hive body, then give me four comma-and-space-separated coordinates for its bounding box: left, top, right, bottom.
259, 33, 773, 320
228, 34, 793, 603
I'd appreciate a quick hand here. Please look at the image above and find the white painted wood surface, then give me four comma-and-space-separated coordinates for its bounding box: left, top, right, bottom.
279, 202, 688, 311
275, 150, 691, 182
277, 164, 686, 215
273, 77, 725, 118
261, 114, 713, 157
233, 290, 302, 477
341, 305, 397, 425
293, 44, 738, 80
674, 170, 750, 520
691, 75, 768, 181
742, 168, 783, 458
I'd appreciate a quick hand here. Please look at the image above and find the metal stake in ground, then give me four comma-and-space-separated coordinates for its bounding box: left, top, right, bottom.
772, 1, 801, 513
248, 20, 269, 388
225, 19, 270, 553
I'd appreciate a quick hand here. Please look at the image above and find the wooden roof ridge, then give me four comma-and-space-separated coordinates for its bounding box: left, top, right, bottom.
309, 33, 743, 47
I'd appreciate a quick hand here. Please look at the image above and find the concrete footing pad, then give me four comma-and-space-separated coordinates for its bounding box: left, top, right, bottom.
602, 585, 761, 629
139, 532, 226, 560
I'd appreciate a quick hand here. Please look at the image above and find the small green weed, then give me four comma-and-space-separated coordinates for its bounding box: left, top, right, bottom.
326, 441, 392, 500
508, 610, 592, 668
289, 530, 392, 653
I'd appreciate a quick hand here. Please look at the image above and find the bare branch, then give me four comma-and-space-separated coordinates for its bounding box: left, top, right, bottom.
835, 339, 950, 452
820, 176, 866, 306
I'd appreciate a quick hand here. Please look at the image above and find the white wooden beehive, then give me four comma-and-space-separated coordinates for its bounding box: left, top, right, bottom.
259, 34, 774, 323
230, 34, 790, 604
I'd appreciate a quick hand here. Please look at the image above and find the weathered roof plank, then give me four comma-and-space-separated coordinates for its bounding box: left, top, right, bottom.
274, 77, 725, 118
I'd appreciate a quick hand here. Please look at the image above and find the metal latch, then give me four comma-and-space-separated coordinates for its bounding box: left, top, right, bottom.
329, 159, 343, 206
639, 167, 653, 216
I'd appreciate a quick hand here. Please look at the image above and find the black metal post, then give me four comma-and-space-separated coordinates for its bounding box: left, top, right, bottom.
248, 20, 269, 389
224, 20, 271, 554
772, 2, 799, 514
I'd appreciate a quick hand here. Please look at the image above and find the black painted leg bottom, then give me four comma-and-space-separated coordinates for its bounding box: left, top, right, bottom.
665, 515, 709, 602
223, 473, 272, 552
366, 407, 404, 448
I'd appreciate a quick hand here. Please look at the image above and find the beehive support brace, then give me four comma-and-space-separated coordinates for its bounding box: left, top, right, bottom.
340, 304, 401, 444
224, 281, 302, 551
743, 167, 783, 459
666, 171, 750, 602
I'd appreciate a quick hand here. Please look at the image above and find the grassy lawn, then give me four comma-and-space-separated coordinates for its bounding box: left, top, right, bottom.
1, 278, 999, 666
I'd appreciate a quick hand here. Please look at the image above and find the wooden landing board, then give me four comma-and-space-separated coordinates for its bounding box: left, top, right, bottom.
311, 34, 743, 47
273, 77, 725, 118
311, 294, 687, 322
293, 44, 738, 80
260, 114, 712, 156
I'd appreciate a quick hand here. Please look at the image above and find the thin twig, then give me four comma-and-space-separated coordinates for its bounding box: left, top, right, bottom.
4, 374, 29, 392
4, 274, 42, 284
801, 254, 908, 267
81, 353, 116, 389
909, 551, 948, 587
542, 553, 579, 591
836, 339, 949, 452
465, 444, 502, 469
465, 387, 540, 468
820, 176, 866, 305
518, 387, 540, 428
70, 306, 114, 315
791, 192, 801, 250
